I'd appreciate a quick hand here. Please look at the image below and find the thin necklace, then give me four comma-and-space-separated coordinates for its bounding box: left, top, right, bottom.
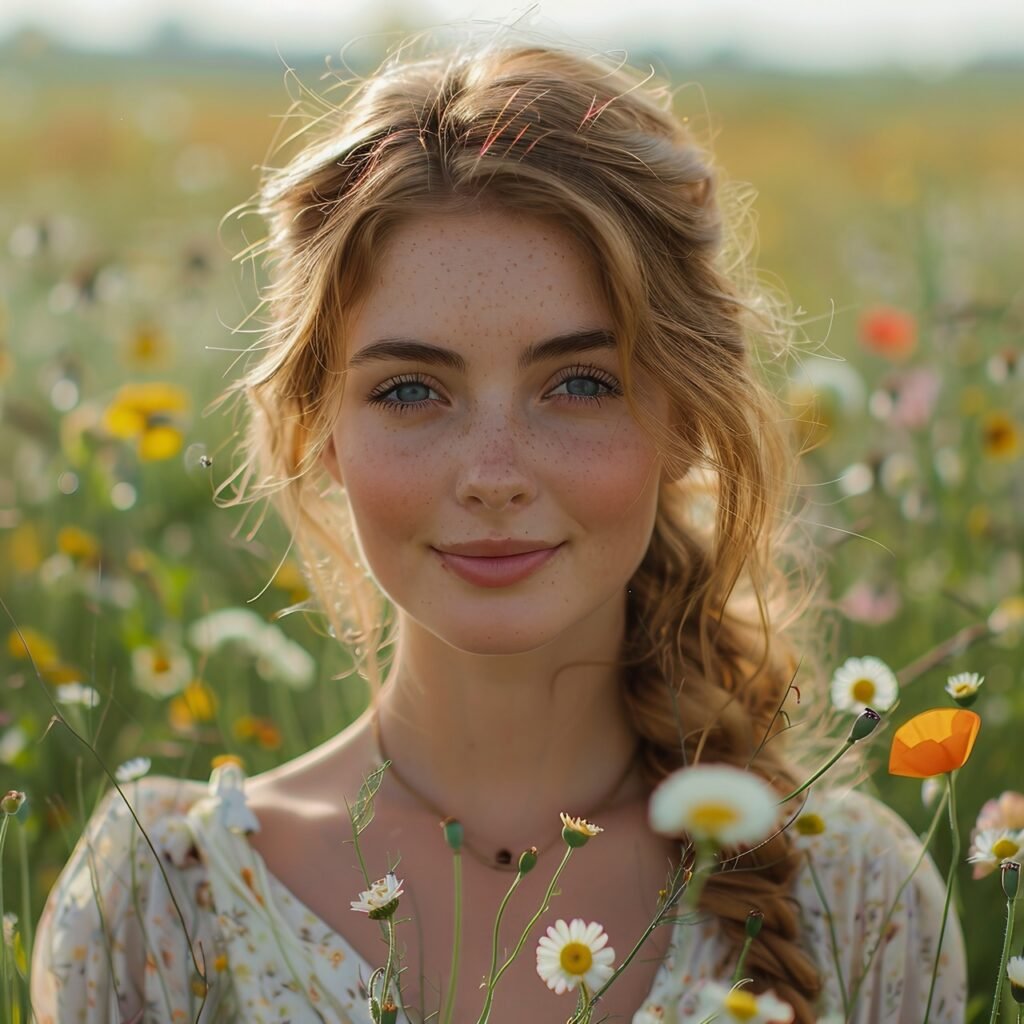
370, 708, 642, 872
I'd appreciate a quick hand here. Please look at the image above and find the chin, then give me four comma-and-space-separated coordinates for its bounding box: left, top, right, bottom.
422, 608, 579, 656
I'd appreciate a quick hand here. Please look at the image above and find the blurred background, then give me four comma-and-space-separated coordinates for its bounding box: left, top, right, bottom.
1, 2, 1022, 1019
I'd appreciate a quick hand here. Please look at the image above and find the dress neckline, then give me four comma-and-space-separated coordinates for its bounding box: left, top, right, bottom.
186, 762, 684, 1019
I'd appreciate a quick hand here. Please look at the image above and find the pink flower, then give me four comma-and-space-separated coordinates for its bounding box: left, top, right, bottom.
837, 580, 902, 626
970, 791, 1024, 879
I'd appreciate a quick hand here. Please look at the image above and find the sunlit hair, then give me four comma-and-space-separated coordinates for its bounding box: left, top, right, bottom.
214, 26, 836, 1019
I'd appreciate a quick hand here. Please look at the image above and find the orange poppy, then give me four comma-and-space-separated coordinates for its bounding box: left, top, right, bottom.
889, 708, 981, 778
859, 307, 917, 361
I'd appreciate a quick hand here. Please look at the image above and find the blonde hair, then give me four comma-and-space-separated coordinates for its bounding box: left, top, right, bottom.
214, 28, 832, 1020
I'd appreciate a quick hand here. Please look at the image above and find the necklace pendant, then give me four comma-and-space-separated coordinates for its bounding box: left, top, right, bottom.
495, 847, 513, 867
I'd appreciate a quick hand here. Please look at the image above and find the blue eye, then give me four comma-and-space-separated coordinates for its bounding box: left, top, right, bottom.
366, 375, 441, 412
548, 366, 622, 404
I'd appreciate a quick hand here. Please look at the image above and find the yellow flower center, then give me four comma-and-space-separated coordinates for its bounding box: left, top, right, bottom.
723, 990, 759, 1020
689, 802, 739, 836
559, 941, 593, 977
952, 683, 972, 696
851, 678, 876, 703
794, 813, 826, 836
992, 838, 1020, 859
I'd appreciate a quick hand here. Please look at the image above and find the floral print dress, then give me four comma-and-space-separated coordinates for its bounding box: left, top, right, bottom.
30, 762, 966, 1023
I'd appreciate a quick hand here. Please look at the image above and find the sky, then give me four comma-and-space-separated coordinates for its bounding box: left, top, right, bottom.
2, 0, 1023, 71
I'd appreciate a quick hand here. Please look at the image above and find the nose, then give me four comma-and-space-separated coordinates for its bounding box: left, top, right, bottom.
453, 418, 538, 512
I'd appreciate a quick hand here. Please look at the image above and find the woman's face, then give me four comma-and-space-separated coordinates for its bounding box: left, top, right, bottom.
322, 207, 671, 654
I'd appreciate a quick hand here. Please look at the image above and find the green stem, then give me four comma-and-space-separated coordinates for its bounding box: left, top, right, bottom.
924, 772, 960, 1024
730, 936, 755, 987
806, 853, 848, 1016
489, 846, 574, 993
441, 851, 463, 1024
380, 917, 397, 1013
476, 871, 526, 1024
989, 892, 1017, 1024
0, 815, 10, 1024
17, 823, 32, 964
847, 786, 948, 1019
777, 739, 854, 804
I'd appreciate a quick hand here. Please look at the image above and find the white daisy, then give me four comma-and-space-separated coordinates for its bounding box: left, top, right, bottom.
697, 981, 795, 1023
187, 607, 267, 652
648, 764, 778, 847
535, 917, 615, 996
115, 756, 151, 783
945, 671, 984, 707
131, 643, 192, 698
966, 827, 1024, 877
829, 655, 899, 714
55, 682, 101, 708
1007, 956, 1024, 1001
350, 873, 404, 919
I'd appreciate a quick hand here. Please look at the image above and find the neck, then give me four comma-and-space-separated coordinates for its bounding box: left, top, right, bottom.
372, 589, 645, 852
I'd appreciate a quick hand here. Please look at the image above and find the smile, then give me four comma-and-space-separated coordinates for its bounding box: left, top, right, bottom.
433, 544, 564, 588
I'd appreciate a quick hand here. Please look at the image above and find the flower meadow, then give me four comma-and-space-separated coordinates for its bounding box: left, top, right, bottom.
1, 37, 1023, 1023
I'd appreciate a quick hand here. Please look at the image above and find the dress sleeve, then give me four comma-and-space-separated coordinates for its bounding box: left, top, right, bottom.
792, 786, 967, 1023
29, 775, 221, 1024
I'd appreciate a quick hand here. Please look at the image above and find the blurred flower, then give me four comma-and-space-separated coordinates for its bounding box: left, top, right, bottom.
7, 627, 58, 670
271, 561, 310, 604
981, 412, 1020, 460
830, 656, 899, 714
350, 873, 404, 919
989, 595, 1024, 646
859, 307, 917, 361
793, 813, 826, 837
124, 323, 171, 368
56, 525, 100, 565
131, 643, 192, 698
786, 359, 866, 451
933, 447, 964, 488
975, 792, 1024, 834
649, 764, 777, 847
0, 727, 27, 766
921, 778, 943, 809
959, 385, 986, 416
869, 367, 941, 430
535, 918, 615, 996
9, 522, 42, 574
878, 452, 919, 497
696, 982, 795, 1023
169, 679, 219, 731
188, 607, 315, 690
944, 672, 983, 708
889, 708, 981, 779
837, 580, 902, 626
55, 683, 101, 708
102, 382, 189, 462
232, 715, 282, 750
986, 347, 1021, 384
967, 828, 1024, 879
115, 756, 152, 783
633, 1005, 665, 1024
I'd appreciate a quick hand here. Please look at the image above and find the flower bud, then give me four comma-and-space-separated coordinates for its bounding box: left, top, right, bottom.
441, 817, 463, 853
518, 846, 538, 875
849, 708, 882, 743
1, 791, 25, 815
380, 1001, 399, 1024
745, 909, 764, 940
1002, 861, 1020, 900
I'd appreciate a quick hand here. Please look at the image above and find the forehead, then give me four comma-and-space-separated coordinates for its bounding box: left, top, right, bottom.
346, 209, 611, 350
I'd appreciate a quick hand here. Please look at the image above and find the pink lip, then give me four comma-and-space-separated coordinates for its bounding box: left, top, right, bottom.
434, 544, 564, 588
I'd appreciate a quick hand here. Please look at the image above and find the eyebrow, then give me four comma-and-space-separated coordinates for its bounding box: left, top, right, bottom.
346, 328, 617, 373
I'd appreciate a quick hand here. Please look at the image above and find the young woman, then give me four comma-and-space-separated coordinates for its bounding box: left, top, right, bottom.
30, 30, 966, 1024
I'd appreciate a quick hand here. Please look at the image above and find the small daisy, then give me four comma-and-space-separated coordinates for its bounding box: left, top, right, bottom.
560, 812, 604, 848
350, 872, 404, 919
967, 828, 1024, 878
1007, 956, 1024, 1003
131, 642, 192, 698
55, 682, 101, 709
830, 655, 899, 714
115, 756, 151, 783
697, 981, 795, 1023
649, 764, 778, 847
945, 672, 984, 707
535, 918, 615, 996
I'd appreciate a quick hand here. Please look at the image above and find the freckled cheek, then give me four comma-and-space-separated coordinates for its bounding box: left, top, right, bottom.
336, 429, 445, 546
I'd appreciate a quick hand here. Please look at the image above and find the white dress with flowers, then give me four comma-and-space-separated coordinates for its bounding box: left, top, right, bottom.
30, 763, 966, 1023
